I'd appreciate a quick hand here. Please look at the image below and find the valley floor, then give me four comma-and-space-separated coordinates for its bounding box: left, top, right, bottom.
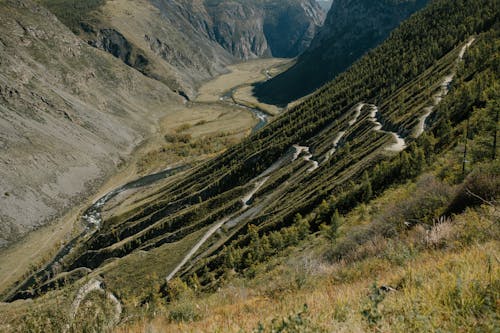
0, 57, 289, 300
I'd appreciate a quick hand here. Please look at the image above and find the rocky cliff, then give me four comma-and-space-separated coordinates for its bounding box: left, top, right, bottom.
205, 0, 325, 58
255, 0, 429, 105
39, 0, 325, 98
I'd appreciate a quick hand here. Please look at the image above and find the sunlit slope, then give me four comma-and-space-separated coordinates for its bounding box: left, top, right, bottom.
36, 0, 325, 98
0, 0, 179, 248
2, 2, 497, 330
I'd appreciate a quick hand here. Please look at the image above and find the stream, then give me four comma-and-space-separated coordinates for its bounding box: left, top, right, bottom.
4, 165, 189, 301
5, 78, 273, 301
221, 88, 269, 133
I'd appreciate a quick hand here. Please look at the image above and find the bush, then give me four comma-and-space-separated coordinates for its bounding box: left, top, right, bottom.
447, 161, 500, 214
327, 174, 456, 263
164, 133, 191, 144
376, 174, 455, 229
168, 302, 201, 323
327, 224, 376, 262
254, 304, 321, 333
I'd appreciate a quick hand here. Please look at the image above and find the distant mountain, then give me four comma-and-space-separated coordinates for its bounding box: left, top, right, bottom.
205, 0, 325, 58
37, 0, 326, 98
255, 0, 429, 105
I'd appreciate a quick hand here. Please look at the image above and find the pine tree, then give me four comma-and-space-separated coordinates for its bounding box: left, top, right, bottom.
361, 171, 373, 203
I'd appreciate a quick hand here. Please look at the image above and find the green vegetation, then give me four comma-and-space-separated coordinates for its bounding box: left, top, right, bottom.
254, 0, 430, 105
2, 0, 498, 331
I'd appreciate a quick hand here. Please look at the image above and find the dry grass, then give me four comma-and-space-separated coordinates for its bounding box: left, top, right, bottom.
115, 241, 498, 332
114, 201, 499, 332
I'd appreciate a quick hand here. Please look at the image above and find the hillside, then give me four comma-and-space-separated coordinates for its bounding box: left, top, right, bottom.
37, 0, 325, 98
0, 0, 324, 248
0, 0, 180, 249
0, 0, 498, 331
255, 0, 429, 105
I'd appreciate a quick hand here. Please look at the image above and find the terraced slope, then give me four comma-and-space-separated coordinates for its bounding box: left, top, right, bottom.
1, 1, 497, 331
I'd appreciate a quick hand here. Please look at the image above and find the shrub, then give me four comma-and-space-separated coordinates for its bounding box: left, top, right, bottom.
168, 302, 201, 323
376, 174, 455, 229
424, 217, 455, 249
164, 133, 191, 144
254, 304, 321, 333
446, 161, 500, 214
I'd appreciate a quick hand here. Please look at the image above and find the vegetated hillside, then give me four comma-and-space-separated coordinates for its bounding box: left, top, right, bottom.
0, 0, 179, 248
37, 0, 325, 98
1, 0, 498, 331
255, 0, 429, 105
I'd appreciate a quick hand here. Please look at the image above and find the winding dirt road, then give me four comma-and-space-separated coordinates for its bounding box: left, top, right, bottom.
415, 37, 475, 137
67, 278, 122, 332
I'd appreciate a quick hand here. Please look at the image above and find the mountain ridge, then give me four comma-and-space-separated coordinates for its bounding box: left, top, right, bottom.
38, 0, 326, 98
255, 0, 429, 105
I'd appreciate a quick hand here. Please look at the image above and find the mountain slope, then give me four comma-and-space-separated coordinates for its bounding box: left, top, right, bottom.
205, 0, 325, 58
0, 0, 181, 248
1, 0, 498, 331
38, 0, 325, 98
0, 0, 324, 247
255, 0, 429, 105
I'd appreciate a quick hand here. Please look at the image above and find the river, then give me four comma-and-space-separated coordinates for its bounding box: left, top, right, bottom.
4, 82, 272, 302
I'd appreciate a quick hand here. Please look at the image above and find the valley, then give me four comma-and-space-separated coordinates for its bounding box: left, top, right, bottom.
0, 56, 288, 300
0, 0, 498, 332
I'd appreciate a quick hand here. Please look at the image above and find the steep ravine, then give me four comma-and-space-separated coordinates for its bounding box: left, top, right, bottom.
41, 0, 326, 99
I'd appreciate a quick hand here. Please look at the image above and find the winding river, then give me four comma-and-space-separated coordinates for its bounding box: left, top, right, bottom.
4, 165, 189, 301
221, 88, 270, 133
4, 81, 272, 302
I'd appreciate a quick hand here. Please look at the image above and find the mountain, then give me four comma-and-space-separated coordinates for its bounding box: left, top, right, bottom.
255, 0, 429, 105
205, 0, 325, 58
1, 0, 498, 331
316, 0, 333, 10
0, 0, 325, 249
0, 0, 180, 248
38, 0, 326, 98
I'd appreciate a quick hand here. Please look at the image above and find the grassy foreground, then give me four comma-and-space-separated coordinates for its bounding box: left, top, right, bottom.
116, 168, 499, 332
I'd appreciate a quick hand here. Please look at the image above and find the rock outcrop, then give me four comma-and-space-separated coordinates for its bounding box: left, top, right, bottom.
205, 0, 325, 58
